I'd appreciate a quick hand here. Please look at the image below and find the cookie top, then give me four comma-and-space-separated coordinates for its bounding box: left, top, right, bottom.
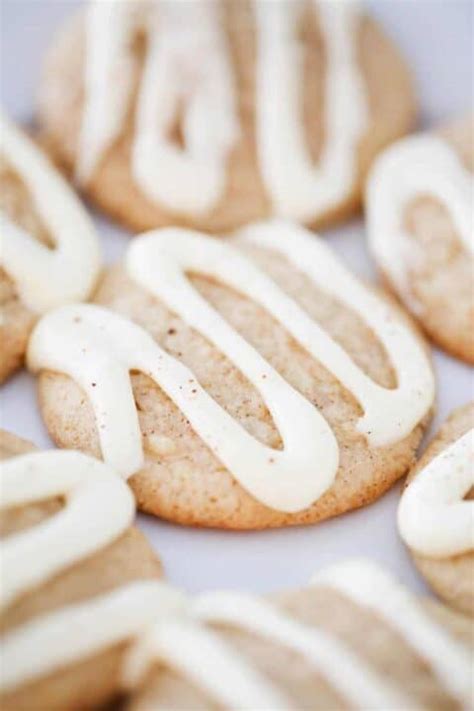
366, 115, 474, 363
124, 559, 473, 710
398, 402, 474, 616
39, 0, 415, 233
0, 114, 101, 383
27, 221, 434, 529
0, 430, 165, 711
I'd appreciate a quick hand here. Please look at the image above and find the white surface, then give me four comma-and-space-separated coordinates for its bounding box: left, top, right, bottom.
1, 0, 473, 595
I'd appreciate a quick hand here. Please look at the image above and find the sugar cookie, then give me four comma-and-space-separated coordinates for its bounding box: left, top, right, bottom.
367, 116, 474, 363
28, 221, 434, 529
399, 403, 474, 616
125, 559, 473, 710
0, 430, 168, 711
0, 114, 101, 383
39, 0, 415, 233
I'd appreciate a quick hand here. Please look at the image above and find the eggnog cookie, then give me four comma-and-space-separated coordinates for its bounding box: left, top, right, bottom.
39, 0, 415, 234
399, 403, 474, 616
0, 114, 100, 384
0, 429, 168, 711
367, 116, 474, 363
124, 560, 473, 710
27, 221, 434, 529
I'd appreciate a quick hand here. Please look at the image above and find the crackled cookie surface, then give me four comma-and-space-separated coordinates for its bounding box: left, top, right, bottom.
0, 114, 100, 383
399, 403, 474, 616
367, 116, 474, 363
28, 222, 434, 529
0, 430, 165, 711
124, 560, 473, 710
39, 0, 415, 233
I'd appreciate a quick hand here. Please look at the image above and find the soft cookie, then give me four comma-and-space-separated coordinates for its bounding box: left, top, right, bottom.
367, 116, 474, 363
0, 429, 170, 711
124, 559, 473, 710
398, 403, 474, 616
39, 0, 415, 233
27, 221, 434, 529
0, 114, 100, 383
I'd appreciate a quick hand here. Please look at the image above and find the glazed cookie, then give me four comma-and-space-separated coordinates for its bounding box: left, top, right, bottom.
39, 0, 415, 234
0, 114, 100, 383
0, 429, 173, 711
124, 559, 473, 710
398, 403, 474, 617
27, 221, 434, 529
367, 115, 474, 363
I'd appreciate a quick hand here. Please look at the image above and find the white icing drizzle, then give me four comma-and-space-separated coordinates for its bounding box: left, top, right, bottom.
367, 134, 474, 314
27, 303, 336, 513
80, 0, 238, 214
132, 1, 238, 213
80, 0, 366, 221
76, 0, 142, 182
0, 449, 134, 611
123, 619, 290, 710
27, 221, 434, 512
398, 428, 474, 557
254, 0, 367, 221
0, 113, 100, 313
312, 559, 473, 707
194, 592, 412, 709
1, 580, 185, 693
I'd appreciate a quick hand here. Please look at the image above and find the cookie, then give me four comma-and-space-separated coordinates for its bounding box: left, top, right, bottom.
366, 115, 474, 363
0, 113, 100, 383
124, 559, 473, 710
27, 221, 434, 529
39, 0, 415, 234
398, 403, 474, 617
0, 429, 172, 711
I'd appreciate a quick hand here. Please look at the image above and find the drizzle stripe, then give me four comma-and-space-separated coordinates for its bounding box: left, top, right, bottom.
367, 135, 474, 314
194, 592, 412, 709
312, 559, 473, 707
0, 581, 184, 693
27, 303, 336, 513
122, 619, 290, 710
0, 450, 134, 611
398, 429, 474, 557
254, 1, 367, 221
0, 113, 100, 313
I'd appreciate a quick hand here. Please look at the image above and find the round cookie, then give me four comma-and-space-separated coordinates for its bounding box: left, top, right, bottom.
0, 114, 100, 384
124, 559, 473, 710
398, 403, 474, 617
366, 115, 474, 363
0, 429, 169, 711
27, 221, 435, 529
39, 0, 416, 234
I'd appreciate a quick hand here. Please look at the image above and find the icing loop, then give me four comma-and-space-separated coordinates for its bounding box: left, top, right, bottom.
80, 0, 238, 214
0, 445, 185, 693
253, 0, 367, 221
367, 135, 474, 313
398, 429, 474, 557
80, 0, 367, 221
28, 221, 434, 513
0, 450, 134, 611
312, 559, 473, 707
27, 303, 338, 513
77, 0, 142, 183
0, 113, 100, 313
129, 222, 434, 447
132, 1, 238, 213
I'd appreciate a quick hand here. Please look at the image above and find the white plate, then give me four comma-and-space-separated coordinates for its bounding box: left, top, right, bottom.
1, 0, 472, 594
